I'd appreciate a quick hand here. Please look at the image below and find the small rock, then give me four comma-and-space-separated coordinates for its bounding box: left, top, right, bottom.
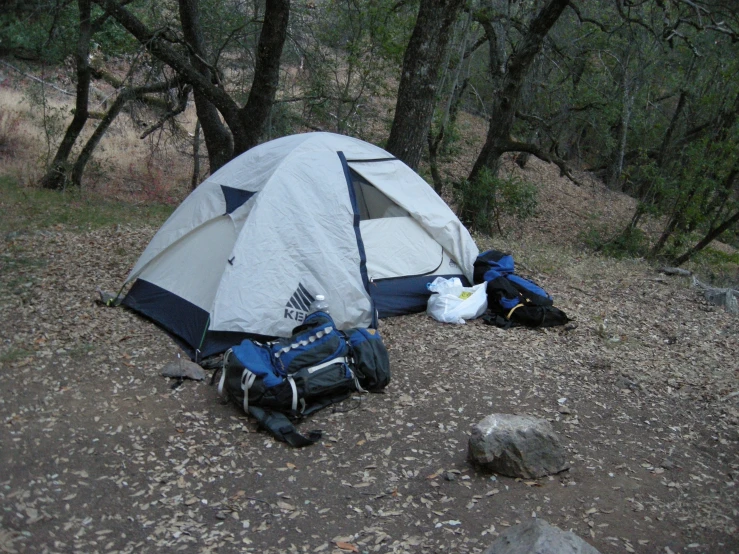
469, 414, 569, 479
443, 472, 457, 482
161, 358, 207, 381
615, 375, 638, 390
482, 518, 601, 554
660, 459, 676, 470
96, 288, 122, 307
558, 405, 571, 415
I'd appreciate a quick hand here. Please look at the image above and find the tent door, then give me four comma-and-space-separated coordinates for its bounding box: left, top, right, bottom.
359, 217, 444, 281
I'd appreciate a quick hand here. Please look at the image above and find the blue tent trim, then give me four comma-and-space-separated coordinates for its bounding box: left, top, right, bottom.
123, 279, 272, 359
123, 279, 209, 353
339, 151, 377, 327
369, 274, 470, 318
220, 185, 256, 214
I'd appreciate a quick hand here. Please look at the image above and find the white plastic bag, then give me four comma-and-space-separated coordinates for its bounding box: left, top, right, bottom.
426, 277, 488, 324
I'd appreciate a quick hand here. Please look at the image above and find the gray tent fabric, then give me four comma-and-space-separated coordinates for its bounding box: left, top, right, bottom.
122, 132, 478, 358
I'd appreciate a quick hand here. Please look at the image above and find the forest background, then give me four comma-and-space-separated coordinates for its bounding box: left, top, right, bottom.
1, 3, 739, 553
0, 0, 738, 270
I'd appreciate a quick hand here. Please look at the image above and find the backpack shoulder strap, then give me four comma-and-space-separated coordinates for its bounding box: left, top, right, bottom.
482, 313, 517, 328
247, 406, 323, 447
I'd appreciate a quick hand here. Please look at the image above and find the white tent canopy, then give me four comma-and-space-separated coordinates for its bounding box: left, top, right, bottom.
122, 132, 478, 358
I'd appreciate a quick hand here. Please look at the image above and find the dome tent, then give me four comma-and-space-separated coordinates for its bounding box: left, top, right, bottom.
122, 132, 479, 359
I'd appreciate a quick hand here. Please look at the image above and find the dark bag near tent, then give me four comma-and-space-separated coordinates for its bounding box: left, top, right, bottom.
345, 327, 390, 391
217, 311, 390, 446
474, 249, 569, 329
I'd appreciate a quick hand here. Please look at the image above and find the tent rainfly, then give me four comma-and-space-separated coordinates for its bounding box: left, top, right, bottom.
122, 132, 479, 359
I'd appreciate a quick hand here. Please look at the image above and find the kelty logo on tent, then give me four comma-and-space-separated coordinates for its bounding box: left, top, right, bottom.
284, 283, 315, 322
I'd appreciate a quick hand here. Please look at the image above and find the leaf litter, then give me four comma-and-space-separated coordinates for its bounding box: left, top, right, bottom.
0, 218, 737, 553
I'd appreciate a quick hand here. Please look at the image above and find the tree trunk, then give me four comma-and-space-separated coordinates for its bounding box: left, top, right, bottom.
70, 80, 180, 186
385, 0, 465, 170
607, 65, 635, 190
178, 0, 233, 172
649, 187, 698, 258
671, 209, 739, 266
94, 0, 290, 158
427, 128, 445, 194
39, 0, 92, 190
93, 0, 247, 145
657, 90, 687, 167
235, 0, 290, 153
427, 14, 474, 194
191, 119, 201, 190
707, 167, 738, 228
469, 0, 569, 183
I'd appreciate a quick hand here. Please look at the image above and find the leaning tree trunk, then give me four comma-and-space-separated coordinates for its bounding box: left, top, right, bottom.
671, 208, 739, 266
40, 0, 92, 190
178, 0, 233, 172
469, 0, 569, 183
649, 186, 699, 259
70, 80, 181, 186
386, 0, 465, 171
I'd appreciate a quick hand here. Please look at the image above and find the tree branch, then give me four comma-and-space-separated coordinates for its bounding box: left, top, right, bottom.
91, 0, 245, 135
139, 84, 192, 139
568, 2, 611, 33
0, 59, 74, 95
505, 139, 584, 186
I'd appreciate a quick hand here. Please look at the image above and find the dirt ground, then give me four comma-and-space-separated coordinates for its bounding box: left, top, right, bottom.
1, 196, 738, 554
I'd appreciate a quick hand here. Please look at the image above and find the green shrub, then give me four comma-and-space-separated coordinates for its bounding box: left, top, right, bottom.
581, 225, 649, 259
456, 168, 538, 234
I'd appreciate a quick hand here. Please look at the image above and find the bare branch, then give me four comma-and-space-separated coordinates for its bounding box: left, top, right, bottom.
139, 85, 192, 139
568, 2, 611, 33
505, 139, 584, 186
0, 59, 73, 96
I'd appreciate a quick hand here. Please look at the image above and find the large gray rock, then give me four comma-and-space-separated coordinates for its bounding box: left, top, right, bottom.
483, 519, 601, 554
469, 414, 569, 478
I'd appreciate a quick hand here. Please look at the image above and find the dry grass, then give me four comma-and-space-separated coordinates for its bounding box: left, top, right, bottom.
0, 87, 46, 183
0, 73, 196, 204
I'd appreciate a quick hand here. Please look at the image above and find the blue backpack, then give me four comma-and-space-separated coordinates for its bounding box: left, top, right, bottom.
473, 250, 569, 328
217, 312, 390, 446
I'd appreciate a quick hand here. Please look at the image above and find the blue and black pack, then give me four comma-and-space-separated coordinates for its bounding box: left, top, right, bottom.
345, 327, 390, 391
217, 311, 390, 446
474, 250, 568, 328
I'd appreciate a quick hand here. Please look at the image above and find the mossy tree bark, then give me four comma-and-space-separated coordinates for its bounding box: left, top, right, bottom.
468, 0, 570, 184
39, 0, 93, 190
178, 0, 234, 173
386, 0, 465, 171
